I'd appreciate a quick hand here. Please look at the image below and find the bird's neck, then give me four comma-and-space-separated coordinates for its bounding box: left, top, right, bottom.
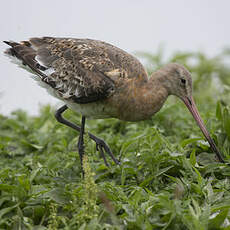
139, 72, 169, 118
111, 72, 169, 121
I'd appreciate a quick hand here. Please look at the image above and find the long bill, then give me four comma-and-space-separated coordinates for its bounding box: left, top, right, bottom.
182, 96, 225, 163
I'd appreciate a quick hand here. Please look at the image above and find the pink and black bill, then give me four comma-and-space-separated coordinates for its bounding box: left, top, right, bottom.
182, 96, 225, 163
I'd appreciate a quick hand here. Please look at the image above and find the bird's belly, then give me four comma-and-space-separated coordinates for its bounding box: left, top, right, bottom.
32, 77, 117, 119
65, 100, 117, 119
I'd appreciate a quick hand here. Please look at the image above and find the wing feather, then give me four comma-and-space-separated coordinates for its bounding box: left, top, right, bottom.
4, 37, 147, 103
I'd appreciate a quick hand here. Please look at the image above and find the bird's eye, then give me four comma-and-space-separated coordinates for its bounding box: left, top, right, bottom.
180, 78, 186, 84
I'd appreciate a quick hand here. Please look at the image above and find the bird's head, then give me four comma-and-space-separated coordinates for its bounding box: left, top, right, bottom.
159, 63, 224, 163
160, 63, 192, 101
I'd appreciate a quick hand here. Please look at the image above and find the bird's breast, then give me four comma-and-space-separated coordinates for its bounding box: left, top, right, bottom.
105, 78, 169, 121
65, 77, 168, 122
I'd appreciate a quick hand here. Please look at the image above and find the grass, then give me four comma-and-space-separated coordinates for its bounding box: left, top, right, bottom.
1, 49, 230, 229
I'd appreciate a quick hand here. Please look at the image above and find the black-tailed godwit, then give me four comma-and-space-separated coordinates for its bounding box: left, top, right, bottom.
4, 37, 225, 171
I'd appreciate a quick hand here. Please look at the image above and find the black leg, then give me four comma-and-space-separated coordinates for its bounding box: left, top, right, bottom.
55, 105, 120, 166
78, 116, 86, 169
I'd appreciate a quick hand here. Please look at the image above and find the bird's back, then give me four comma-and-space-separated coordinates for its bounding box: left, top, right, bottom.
4, 37, 148, 104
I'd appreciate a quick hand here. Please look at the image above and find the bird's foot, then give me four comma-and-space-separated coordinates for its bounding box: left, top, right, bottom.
90, 135, 120, 166
54, 105, 120, 167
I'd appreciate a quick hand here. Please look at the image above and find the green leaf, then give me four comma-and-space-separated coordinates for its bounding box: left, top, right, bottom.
208, 209, 229, 229
0, 184, 18, 192
155, 166, 174, 177
29, 167, 41, 183
190, 149, 197, 167
181, 137, 201, 148
44, 188, 69, 204
192, 166, 203, 187
223, 107, 230, 140
0, 204, 18, 219
216, 101, 222, 121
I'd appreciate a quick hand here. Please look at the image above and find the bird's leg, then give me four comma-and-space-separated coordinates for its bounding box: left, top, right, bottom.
55, 105, 120, 166
78, 116, 85, 170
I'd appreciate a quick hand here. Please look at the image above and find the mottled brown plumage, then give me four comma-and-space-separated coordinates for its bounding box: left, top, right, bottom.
4, 37, 225, 168
5, 37, 147, 105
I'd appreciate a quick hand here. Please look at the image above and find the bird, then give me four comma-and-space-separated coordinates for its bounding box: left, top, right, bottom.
4, 37, 225, 171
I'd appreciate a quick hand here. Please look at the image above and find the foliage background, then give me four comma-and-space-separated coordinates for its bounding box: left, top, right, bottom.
0, 49, 230, 229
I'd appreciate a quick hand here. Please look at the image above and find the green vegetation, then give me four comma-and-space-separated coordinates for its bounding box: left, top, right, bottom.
1, 49, 230, 229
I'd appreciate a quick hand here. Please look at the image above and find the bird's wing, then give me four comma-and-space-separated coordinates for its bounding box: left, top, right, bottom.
4, 37, 147, 104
